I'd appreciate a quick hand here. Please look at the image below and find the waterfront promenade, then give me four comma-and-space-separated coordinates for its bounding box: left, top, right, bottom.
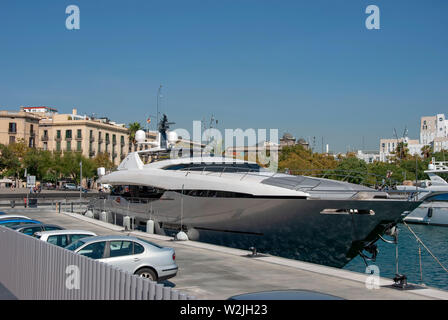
2, 207, 448, 300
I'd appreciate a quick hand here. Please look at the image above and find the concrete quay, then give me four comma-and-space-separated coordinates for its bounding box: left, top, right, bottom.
2, 207, 448, 300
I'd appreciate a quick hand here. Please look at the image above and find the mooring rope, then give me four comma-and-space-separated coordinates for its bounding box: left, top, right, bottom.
403, 221, 448, 274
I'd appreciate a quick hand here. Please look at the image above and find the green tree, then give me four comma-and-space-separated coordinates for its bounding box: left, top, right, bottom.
333, 157, 368, 184
0, 144, 21, 178
420, 145, 432, 159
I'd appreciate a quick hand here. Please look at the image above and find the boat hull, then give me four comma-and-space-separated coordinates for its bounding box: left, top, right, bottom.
92, 193, 420, 268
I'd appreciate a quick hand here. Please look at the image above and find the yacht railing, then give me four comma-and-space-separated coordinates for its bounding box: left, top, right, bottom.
179, 165, 402, 190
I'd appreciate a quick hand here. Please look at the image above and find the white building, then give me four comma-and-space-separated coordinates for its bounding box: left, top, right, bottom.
356, 150, 380, 163
432, 137, 448, 152
379, 137, 425, 162
420, 114, 448, 145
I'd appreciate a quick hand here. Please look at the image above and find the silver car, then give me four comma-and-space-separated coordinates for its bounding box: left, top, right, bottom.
35, 230, 97, 247
65, 235, 178, 282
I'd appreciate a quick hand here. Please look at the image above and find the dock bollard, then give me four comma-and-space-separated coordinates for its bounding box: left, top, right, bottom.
146, 220, 154, 234
100, 211, 108, 223
123, 216, 131, 230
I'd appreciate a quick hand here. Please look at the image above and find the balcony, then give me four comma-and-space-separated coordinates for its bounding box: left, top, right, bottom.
54, 137, 62, 141
89, 150, 96, 157
75, 135, 82, 140
112, 152, 118, 158
105, 140, 110, 145
41, 135, 49, 141
98, 138, 104, 143
65, 137, 72, 141
89, 136, 95, 142
8, 129, 17, 134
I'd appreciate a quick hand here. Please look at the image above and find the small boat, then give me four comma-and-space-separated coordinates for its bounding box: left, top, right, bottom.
398, 158, 448, 226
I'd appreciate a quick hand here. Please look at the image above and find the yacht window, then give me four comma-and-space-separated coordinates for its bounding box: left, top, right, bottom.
162, 162, 261, 172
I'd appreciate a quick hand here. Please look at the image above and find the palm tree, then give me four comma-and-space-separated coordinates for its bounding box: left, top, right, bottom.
392, 141, 410, 161
127, 122, 142, 152
421, 145, 432, 159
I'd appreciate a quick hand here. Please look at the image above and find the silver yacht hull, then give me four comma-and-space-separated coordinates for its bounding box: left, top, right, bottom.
92, 192, 420, 268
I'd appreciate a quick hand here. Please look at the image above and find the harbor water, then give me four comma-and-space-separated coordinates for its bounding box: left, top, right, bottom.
344, 223, 448, 290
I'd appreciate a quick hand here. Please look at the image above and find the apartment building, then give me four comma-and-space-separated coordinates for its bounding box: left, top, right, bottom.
0, 109, 40, 148
38, 109, 130, 166
0, 106, 133, 166
379, 137, 424, 162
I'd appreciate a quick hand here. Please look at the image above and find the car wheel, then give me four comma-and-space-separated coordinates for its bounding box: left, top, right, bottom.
135, 268, 157, 281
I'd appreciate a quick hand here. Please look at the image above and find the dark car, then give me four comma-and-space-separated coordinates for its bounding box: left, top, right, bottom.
228, 290, 344, 300
0, 219, 42, 228
11, 224, 64, 236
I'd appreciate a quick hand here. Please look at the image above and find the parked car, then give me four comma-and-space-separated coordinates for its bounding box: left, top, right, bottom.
0, 219, 41, 228
0, 211, 6, 215
35, 230, 96, 247
11, 224, 64, 236
0, 215, 31, 221
65, 235, 178, 282
63, 183, 77, 191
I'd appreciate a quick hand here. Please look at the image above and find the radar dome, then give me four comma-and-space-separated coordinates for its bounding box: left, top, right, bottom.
135, 130, 146, 143
167, 131, 178, 144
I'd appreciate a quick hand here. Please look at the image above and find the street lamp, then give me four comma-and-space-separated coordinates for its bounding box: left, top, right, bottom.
79, 161, 82, 210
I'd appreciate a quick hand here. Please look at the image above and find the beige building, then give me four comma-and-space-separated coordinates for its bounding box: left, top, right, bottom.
0, 109, 40, 147
0, 106, 132, 166
38, 109, 130, 166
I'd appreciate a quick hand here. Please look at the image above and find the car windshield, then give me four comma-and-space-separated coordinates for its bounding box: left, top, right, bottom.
65, 239, 86, 251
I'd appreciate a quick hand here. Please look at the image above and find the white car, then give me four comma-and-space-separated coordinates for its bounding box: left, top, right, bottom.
0, 214, 31, 220
65, 235, 178, 282
35, 230, 97, 247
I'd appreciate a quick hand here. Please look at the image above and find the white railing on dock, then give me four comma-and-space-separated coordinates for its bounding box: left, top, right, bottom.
0, 226, 195, 300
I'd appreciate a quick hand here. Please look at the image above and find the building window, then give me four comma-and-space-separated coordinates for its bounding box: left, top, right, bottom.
67, 141, 71, 151
43, 142, 48, 151
57, 130, 61, 139
56, 141, 61, 151
77, 129, 82, 139
77, 141, 82, 151
8, 123, 17, 133
66, 130, 72, 139
9, 136, 15, 144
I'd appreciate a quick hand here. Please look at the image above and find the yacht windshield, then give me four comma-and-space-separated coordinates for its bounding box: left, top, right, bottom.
162, 162, 261, 173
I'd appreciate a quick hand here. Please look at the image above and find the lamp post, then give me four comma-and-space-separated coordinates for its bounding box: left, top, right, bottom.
79, 161, 82, 210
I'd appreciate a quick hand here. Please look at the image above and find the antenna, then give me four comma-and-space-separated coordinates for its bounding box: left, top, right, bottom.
156, 85, 162, 129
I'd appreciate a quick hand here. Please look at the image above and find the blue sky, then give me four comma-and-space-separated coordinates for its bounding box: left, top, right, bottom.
0, 0, 447, 152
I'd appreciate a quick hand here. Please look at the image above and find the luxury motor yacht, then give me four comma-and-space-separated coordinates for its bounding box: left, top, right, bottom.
98, 116, 422, 268
398, 158, 448, 226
